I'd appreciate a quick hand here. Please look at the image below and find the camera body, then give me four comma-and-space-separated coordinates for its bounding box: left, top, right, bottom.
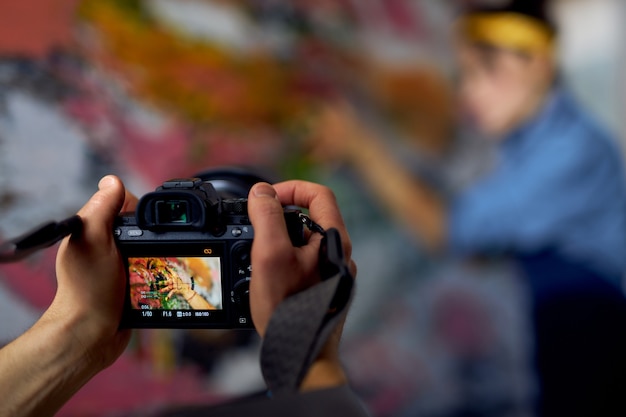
114, 177, 305, 329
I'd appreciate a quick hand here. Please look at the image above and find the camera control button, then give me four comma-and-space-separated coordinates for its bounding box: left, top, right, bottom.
232, 278, 251, 308
231, 227, 243, 237
113, 228, 122, 237
127, 229, 143, 237
231, 242, 251, 265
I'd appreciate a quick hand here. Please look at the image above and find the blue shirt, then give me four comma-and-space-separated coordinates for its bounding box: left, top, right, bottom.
450, 87, 626, 283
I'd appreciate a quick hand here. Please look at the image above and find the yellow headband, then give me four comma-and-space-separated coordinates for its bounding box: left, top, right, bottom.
458, 12, 555, 55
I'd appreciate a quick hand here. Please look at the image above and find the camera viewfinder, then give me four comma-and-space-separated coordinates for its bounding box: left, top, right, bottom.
156, 200, 190, 225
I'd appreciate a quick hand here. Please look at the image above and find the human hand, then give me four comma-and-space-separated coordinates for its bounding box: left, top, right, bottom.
0, 176, 138, 417
50, 175, 137, 370
159, 269, 213, 310
247, 180, 357, 390
308, 101, 366, 163
160, 271, 192, 300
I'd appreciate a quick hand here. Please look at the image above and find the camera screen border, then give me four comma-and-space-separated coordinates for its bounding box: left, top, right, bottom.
120, 242, 234, 328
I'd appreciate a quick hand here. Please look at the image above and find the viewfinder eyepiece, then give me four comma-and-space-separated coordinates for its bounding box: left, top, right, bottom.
156, 200, 190, 225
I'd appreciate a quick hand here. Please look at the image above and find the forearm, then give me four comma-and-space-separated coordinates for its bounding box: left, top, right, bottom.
299, 323, 348, 391
179, 289, 213, 310
0, 313, 102, 417
345, 130, 448, 250
300, 357, 348, 391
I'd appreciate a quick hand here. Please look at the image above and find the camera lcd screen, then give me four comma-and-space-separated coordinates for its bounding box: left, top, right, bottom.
128, 256, 223, 312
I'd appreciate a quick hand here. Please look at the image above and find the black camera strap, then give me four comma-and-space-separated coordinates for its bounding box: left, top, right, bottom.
0, 213, 365, 416
160, 219, 363, 417
0, 215, 83, 263
260, 215, 355, 394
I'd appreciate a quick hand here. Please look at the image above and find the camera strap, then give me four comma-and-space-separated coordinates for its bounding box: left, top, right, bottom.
133, 223, 365, 415
0, 213, 366, 416
0, 215, 83, 263
260, 215, 355, 394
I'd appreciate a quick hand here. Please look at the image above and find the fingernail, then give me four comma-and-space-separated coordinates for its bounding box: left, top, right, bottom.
253, 183, 277, 199
98, 175, 116, 190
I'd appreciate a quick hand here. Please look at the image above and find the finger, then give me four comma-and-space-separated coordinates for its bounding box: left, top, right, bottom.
76, 175, 126, 240
55, 176, 127, 309
121, 189, 139, 213
247, 183, 291, 252
273, 181, 352, 259
348, 259, 358, 279
273, 180, 344, 230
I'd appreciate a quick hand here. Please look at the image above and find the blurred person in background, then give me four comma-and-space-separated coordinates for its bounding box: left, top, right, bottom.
318, 0, 626, 296
314, 0, 626, 415
453, 0, 626, 285
456, 3, 626, 416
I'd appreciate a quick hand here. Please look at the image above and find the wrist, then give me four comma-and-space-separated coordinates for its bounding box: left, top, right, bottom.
0, 311, 105, 417
184, 290, 197, 301
300, 358, 348, 392
44, 298, 129, 372
41, 308, 109, 373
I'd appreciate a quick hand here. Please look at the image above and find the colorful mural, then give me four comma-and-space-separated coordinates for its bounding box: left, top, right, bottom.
1, 1, 624, 416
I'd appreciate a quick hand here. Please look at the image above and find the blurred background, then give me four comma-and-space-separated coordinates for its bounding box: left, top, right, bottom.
0, 0, 625, 416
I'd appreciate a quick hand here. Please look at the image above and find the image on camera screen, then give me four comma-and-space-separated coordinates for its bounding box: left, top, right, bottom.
128, 257, 222, 311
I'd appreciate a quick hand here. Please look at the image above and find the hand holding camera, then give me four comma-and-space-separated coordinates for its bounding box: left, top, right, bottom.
115, 177, 308, 328
0, 173, 356, 416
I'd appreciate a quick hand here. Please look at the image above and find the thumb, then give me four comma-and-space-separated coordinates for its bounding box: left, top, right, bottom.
77, 175, 126, 233
247, 182, 294, 335
54, 175, 126, 312
248, 183, 291, 252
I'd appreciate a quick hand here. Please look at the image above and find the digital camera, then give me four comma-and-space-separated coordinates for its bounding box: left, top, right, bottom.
114, 172, 305, 329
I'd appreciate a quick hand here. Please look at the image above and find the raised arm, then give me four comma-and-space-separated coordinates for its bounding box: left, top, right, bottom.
313, 103, 448, 251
